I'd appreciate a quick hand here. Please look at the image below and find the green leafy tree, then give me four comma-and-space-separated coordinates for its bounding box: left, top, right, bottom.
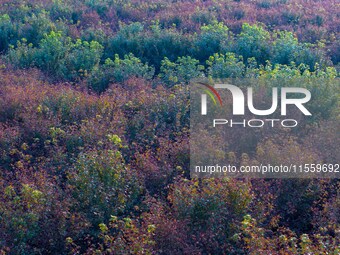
106, 21, 190, 71
8, 39, 37, 68
159, 56, 204, 86
89, 53, 154, 92
194, 21, 231, 62
236, 23, 271, 65
206, 52, 245, 78
68, 136, 143, 228
0, 14, 17, 53
21, 11, 56, 46
271, 31, 299, 65
35, 31, 69, 77
64, 39, 103, 81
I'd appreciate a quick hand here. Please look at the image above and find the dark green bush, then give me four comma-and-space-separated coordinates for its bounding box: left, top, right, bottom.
20, 11, 55, 46
271, 31, 327, 70
293, 44, 327, 71
142, 22, 191, 70
105, 22, 144, 60
271, 31, 299, 65
88, 54, 154, 93
63, 39, 103, 81
8, 39, 37, 68
34, 31, 70, 77
106, 21, 191, 71
9, 31, 103, 81
49, 0, 76, 22
194, 21, 232, 62
236, 23, 271, 65
0, 14, 17, 53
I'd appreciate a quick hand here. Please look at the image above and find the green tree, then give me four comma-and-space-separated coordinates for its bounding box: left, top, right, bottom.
206, 52, 245, 78
236, 23, 271, 65
89, 53, 154, 92
159, 56, 204, 86
68, 136, 143, 228
194, 21, 231, 62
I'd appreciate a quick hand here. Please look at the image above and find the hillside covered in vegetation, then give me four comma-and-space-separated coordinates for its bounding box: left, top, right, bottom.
0, 0, 339, 254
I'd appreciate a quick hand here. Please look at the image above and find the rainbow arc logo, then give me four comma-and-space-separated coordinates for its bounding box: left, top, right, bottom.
197, 82, 223, 107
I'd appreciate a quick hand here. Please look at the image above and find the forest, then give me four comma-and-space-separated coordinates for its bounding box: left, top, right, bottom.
0, 0, 339, 254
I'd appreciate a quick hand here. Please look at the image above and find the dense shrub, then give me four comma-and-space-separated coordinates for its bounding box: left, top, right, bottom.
258, 63, 339, 123
63, 39, 103, 80
206, 52, 245, 78
106, 21, 191, 71
8, 39, 37, 68
139, 22, 192, 70
36, 31, 103, 80
13, 31, 67, 75
236, 23, 271, 65
328, 39, 340, 65
159, 56, 204, 86
0, 177, 69, 254
0, 0, 339, 254
80, 27, 107, 46
271, 31, 299, 65
20, 11, 55, 46
194, 21, 232, 62
88, 54, 154, 92
49, 0, 76, 22
105, 22, 144, 58
0, 59, 339, 254
8, 31, 103, 81
0, 0, 338, 65
238, 214, 340, 254
292, 44, 328, 71
0, 14, 17, 53
168, 177, 252, 253
67, 136, 143, 229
